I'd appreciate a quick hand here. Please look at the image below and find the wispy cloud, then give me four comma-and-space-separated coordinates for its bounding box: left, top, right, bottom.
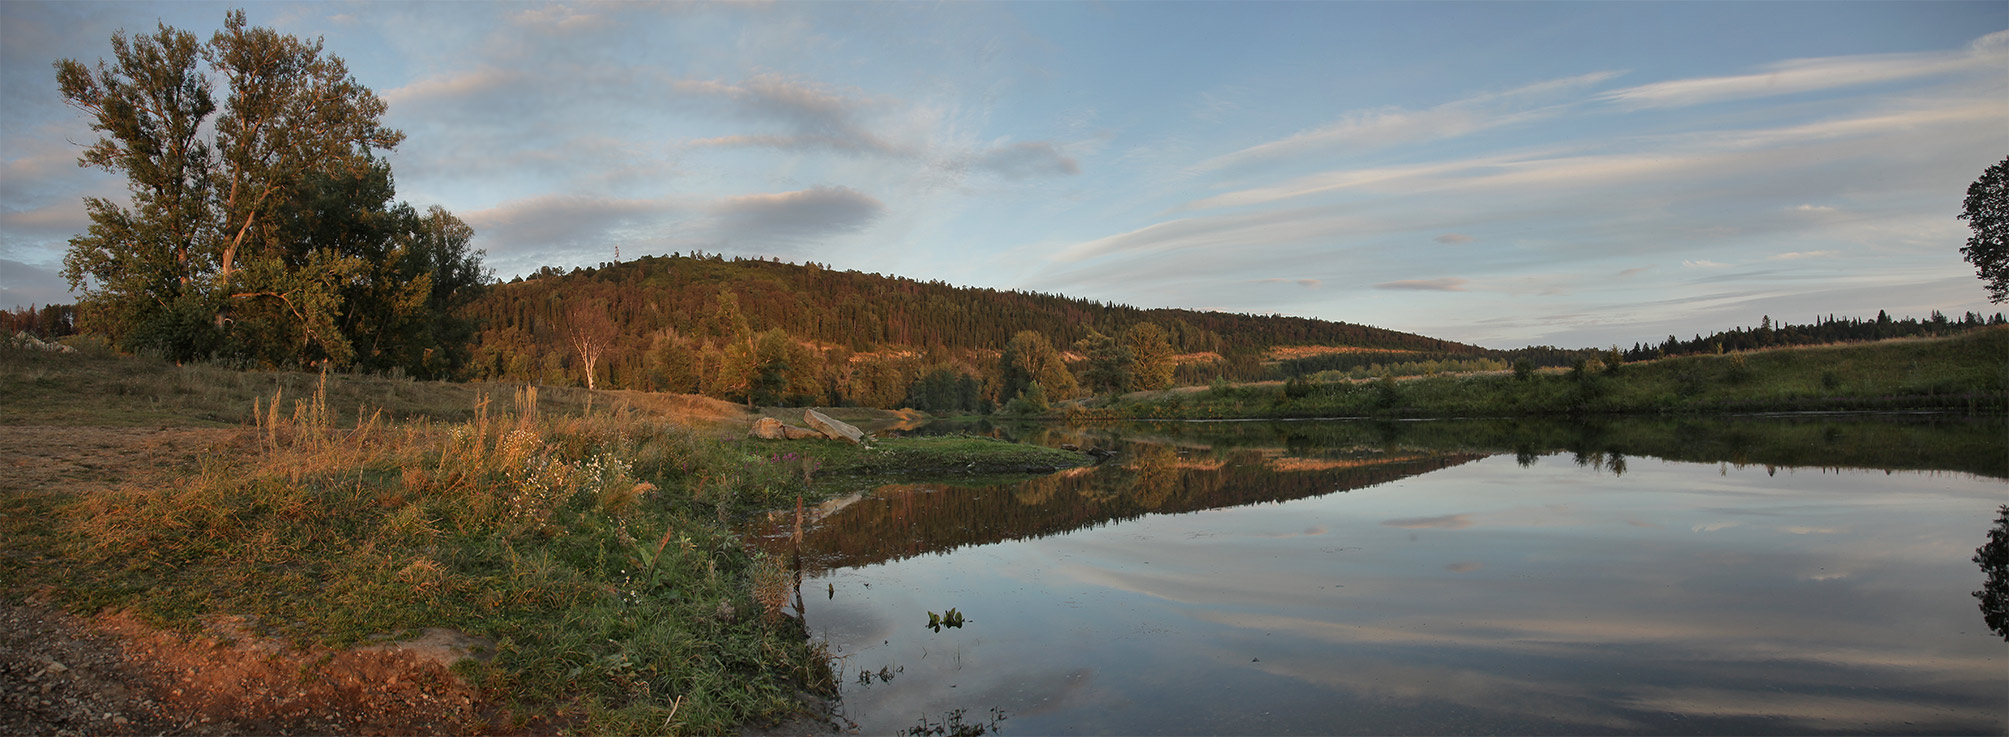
1602, 30, 2009, 109
1770, 251, 1836, 260
1434, 233, 1475, 245
1376, 278, 1470, 292
381, 66, 523, 106
1197, 71, 1622, 172
964, 141, 1080, 179
1257, 278, 1322, 289
1051, 206, 1382, 265
460, 194, 689, 257
674, 74, 912, 157
710, 186, 885, 246
1183, 96, 2001, 213
508, 3, 607, 33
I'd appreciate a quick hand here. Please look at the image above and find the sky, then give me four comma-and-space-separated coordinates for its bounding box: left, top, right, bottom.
2, 1, 2005, 349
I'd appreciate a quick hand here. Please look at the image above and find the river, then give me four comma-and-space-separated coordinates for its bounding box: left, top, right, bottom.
764, 415, 2008, 735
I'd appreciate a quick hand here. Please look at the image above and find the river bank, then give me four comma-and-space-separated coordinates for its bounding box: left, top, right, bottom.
1060, 328, 2008, 421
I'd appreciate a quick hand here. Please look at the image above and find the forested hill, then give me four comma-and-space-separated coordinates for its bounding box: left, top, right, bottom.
460, 253, 1482, 406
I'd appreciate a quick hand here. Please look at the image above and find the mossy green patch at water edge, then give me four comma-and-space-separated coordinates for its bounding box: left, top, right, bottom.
775, 435, 1091, 476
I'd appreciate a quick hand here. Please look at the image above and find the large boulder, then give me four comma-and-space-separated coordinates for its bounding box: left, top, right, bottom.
803, 409, 865, 445
749, 417, 789, 440
782, 425, 823, 440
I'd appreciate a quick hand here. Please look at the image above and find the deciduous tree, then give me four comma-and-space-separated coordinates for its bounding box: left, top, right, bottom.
567, 302, 616, 390
1960, 155, 2009, 303
1076, 329, 1133, 396
1126, 322, 1176, 391
1000, 330, 1076, 402
56, 11, 475, 370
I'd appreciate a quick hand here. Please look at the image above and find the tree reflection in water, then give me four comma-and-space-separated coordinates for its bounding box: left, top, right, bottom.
778, 414, 2006, 574
778, 443, 1483, 571
1976, 505, 2009, 641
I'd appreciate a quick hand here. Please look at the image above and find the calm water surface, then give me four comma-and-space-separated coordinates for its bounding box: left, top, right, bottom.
775, 418, 2008, 735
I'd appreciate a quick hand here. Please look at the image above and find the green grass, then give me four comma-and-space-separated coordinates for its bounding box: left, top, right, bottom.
0, 340, 748, 429
1084, 328, 2009, 420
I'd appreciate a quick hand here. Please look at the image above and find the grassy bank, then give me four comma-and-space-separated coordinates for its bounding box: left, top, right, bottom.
0, 347, 1087, 734
1, 384, 833, 733
1078, 328, 2008, 420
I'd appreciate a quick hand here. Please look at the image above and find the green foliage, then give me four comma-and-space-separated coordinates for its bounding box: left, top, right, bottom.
924, 607, 964, 632
647, 331, 702, 394
1000, 331, 1075, 403
1125, 323, 1176, 391
1000, 381, 1051, 416
1960, 155, 2009, 303
55, 11, 481, 374
1076, 329, 1134, 396
1372, 375, 1401, 408
902, 367, 986, 414
1724, 353, 1752, 384
1283, 375, 1314, 399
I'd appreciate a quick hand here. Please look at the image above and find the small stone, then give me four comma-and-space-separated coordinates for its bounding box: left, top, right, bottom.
113, 716, 129, 726
44, 662, 68, 674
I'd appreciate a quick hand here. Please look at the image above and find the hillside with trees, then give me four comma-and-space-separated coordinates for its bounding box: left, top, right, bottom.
459, 253, 1484, 409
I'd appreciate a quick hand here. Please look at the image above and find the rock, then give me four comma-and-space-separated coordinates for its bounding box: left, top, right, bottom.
803, 409, 865, 445
781, 425, 822, 440
1059, 443, 1080, 452
749, 417, 789, 440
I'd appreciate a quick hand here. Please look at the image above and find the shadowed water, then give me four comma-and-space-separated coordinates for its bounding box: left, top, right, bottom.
770, 415, 2008, 735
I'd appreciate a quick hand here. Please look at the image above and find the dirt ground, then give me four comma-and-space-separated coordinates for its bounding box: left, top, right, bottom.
0, 598, 494, 736
0, 425, 240, 496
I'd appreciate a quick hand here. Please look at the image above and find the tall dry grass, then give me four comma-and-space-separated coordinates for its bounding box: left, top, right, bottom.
29, 374, 830, 734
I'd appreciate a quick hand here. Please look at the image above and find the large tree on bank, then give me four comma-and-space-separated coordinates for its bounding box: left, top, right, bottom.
57, 11, 484, 373
1961, 155, 2009, 304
